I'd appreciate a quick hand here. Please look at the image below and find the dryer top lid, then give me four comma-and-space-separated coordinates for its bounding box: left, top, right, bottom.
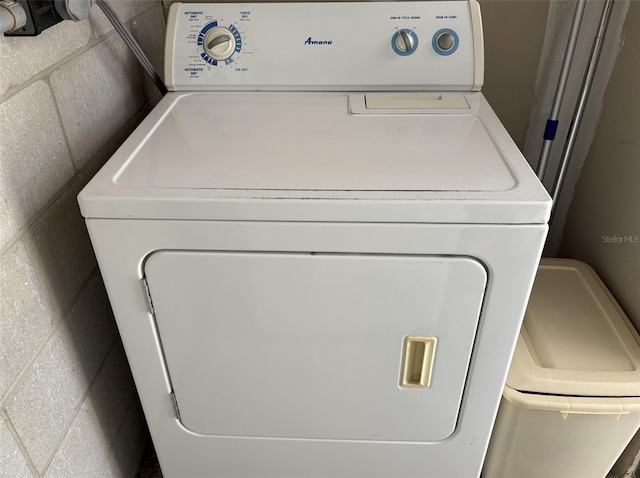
78, 92, 551, 224
116, 92, 513, 191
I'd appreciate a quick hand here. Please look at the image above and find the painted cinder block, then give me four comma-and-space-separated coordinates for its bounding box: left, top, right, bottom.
50, 35, 145, 169
0, 242, 54, 398
0, 20, 92, 96
44, 340, 139, 478
0, 81, 75, 249
3, 275, 117, 472
42, 402, 112, 478
130, 3, 166, 100
86, 340, 137, 445
89, 0, 157, 38
24, 179, 97, 318
0, 2, 162, 474
104, 399, 148, 478
1, 410, 33, 477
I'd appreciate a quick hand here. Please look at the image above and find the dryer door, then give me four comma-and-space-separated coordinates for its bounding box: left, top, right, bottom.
144, 251, 487, 442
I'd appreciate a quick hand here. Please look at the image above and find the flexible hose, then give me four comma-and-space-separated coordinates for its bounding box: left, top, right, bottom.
95, 0, 167, 96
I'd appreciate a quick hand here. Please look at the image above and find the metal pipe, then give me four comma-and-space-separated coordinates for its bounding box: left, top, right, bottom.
550, 0, 615, 219
0, 0, 26, 34
536, 0, 587, 181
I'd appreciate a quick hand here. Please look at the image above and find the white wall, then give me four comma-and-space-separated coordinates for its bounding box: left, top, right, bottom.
479, 0, 549, 150
0, 2, 165, 476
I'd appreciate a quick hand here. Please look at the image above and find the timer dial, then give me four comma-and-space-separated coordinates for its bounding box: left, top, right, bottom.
197, 22, 243, 66
391, 29, 419, 56
203, 26, 236, 61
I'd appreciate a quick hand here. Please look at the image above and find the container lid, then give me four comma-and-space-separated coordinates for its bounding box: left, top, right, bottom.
507, 258, 640, 398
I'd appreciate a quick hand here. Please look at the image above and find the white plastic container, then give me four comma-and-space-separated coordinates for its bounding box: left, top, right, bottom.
483, 258, 640, 478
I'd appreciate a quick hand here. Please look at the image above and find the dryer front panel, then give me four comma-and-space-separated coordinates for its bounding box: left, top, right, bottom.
144, 251, 486, 442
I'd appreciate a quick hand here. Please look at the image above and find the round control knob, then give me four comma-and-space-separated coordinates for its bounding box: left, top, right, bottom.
397, 30, 414, 52
432, 28, 459, 56
437, 32, 455, 51
203, 26, 236, 61
391, 29, 419, 56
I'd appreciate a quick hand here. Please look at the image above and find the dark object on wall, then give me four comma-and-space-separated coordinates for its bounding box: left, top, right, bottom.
4, 0, 63, 36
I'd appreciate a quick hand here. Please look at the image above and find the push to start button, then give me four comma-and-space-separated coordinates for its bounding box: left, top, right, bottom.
432, 28, 459, 56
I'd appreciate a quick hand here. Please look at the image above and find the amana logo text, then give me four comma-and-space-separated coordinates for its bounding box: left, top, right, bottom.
304, 37, 333, 45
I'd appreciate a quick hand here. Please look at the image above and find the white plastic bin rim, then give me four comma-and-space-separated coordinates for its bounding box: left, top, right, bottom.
507, 258, 640, 397
503, 386, 640, 415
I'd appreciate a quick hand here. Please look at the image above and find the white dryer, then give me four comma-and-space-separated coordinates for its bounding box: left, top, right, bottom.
78, 2, 551, 477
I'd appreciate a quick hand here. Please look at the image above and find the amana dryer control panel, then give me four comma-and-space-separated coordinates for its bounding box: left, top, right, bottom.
165, 1, 484, 90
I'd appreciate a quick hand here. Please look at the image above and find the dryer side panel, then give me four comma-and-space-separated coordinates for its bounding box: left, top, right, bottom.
144, 251, 487, 442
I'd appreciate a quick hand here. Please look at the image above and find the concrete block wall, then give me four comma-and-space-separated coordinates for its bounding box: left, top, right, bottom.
1, 2, 165, 476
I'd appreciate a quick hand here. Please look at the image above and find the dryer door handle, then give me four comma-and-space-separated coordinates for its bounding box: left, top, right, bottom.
400, 336, 437, 389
